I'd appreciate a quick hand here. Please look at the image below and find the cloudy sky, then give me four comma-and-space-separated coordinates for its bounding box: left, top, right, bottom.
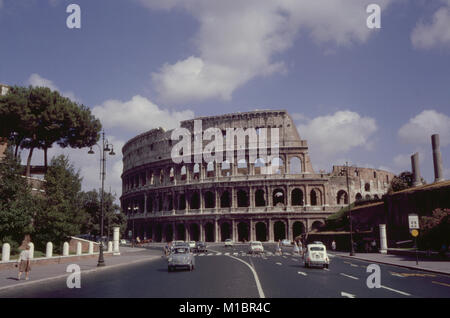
1, 0, 449, 200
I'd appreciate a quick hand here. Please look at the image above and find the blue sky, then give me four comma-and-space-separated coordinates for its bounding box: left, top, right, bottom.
1, 0, 449, 198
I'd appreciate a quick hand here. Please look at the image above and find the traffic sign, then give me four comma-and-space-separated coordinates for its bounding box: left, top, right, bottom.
411, 229, 419, 237
408, 214, 420, 230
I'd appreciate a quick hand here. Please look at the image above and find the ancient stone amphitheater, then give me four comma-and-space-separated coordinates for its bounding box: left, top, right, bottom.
121, 110, 395, 243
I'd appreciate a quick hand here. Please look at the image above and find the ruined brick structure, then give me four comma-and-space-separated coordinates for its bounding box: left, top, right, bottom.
121, 110, 395, 242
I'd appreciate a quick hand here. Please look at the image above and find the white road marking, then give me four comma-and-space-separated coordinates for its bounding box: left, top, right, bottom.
207, 253, 213, 256
380, 285, 411, 296
389, 272, 405, 278
199, 253, 205, 256
340, 273, 359, 280
323, 268, 330, 271
233, 253, 238, 256
227, 254, 266, 299
276, 262, 282, 266
350, 264, 359, 267
216, 252, 222, 256
225, 253, 230, 256
282, 256, 287, 259
341, 291, 356, 298
292, 258, 298, 262
328, 254, 335, 258
297, 271, 307, 276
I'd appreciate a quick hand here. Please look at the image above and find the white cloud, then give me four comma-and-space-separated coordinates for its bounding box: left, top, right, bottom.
298, 110, 377, 156
92, 95, 194, 134
141, 0, 394, 103
27, 73, 78, 102
411, 1, 450, 49
398, 110, 450, 146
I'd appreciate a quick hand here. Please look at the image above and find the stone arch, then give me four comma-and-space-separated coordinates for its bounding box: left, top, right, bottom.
159, 169, 164, 184
237, 158, 248, 175
155, 224, 162, 242
365, 194, 371, 200
255, 189, 265, 207
190, 223, 200, 241
176, 223, 186, 241
255, 222, 267, 242
292, 221, 305, 240
180, 165, 187, 181
237, 189, 249, 207
169, 167, 175, 182
254, 158, 266, 175
355, 193, 362, 201
270, 157, 284, 174
190, 192, 200, 210
221, 190, 231, 208
220, 222, 231, 241
289, 156, 302, 174
374, 194, 380, 200
193, 163, 200, 180
237, 222, 250, 242
221, 160, 231, 177
365, 183, 370, 191
164, 224, 173, 242
178, 193, 186, 210
205, 222, 214, 242
204, 191, 215, 209
291, 188, 304, 206
310, 188, 322, 206
337, 190, 348, 205
274, 221, 286, 241
273, 188, 285, 206
206, 162, 215, 178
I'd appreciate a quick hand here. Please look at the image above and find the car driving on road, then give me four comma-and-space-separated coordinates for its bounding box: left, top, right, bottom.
168, 244, 195, 272
281, 239, 292, 246
224, 239, 233, 247
194, 241, 207, 253
248, 241, 264, 254
303, 243, 330, 269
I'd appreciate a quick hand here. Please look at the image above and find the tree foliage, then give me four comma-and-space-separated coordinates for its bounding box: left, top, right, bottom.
33, 155, 87, 251
0, 86, 101, 176
388, 171, 426, 193
80, 189, 126, 239
0, 146, 35, 250
418, 208, 450, 250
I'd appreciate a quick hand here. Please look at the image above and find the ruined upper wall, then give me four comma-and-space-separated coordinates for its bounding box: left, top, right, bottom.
0, 84, 10, 96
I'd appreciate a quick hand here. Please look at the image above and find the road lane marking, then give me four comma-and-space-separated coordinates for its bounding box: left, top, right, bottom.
323, 268, 330, 271
216, 252, 222, 256
389, 272, 405, 278
227, 254, 266, 298
282, 256, 287, 259
380, 285, 411, 296
297, 271, 307, 276
199, 253, 205, 256
292, 258, 298, 262
225, 253, 230, 256
341, 291, 356, 298
432, 281, 450, 288
233, 253, 238, 256
340, 273, 359, 280
276, 262, 282, 266
350, 264, 359, 267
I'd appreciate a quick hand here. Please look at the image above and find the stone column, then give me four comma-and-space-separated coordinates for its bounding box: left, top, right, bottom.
76, 242, 82, 255
432, 134, 444, 183
411, 152, 423, 187
215, 162, 220, 181
107, 241, 113, 252
249, 186, 255, 209
250, 220, 256, 241
2, 243, 10, 262
185, 222, 190, 241
379, 224, 388, 254
144, 193, 147, 214
113, 226, 120, 255
88, 242, 93, 254
215, 219, 219, 242
268, 220, 274, 242
250, 163, 255, 176
200, 190, 204, 214
200, 222, 204, 242
215, 189, 220, 213
232, 219, 237, 242
44, 242, 52, 258
232, 188, 236, 209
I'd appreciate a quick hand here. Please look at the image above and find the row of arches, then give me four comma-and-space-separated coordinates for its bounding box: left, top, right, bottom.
131, 220, 324, 242
123, 156, 305, 191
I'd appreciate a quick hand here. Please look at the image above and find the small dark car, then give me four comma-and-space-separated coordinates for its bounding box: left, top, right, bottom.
194, 241, 207, 253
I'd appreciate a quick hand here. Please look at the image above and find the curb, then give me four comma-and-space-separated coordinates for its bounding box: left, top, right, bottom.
0, 255, 160, 292
335, 254, 450, 276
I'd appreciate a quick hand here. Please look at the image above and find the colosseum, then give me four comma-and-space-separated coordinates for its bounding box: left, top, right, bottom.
121, 110, 395, 243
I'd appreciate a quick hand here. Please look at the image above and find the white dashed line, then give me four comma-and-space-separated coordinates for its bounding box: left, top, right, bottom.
276, 262, 282, 266
380, 285, 411, 296
297, 271, 307, 276
341, 291, 356, 298
340, 273, 359, 280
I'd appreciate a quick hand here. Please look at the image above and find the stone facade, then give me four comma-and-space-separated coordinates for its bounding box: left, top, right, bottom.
121, 110, 395, 242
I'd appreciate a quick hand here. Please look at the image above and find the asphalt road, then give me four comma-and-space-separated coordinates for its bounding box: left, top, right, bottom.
1, 243, 449, 298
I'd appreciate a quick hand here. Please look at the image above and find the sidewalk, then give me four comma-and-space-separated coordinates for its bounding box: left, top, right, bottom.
0, 247, 162, 291
332, 251, 450, 275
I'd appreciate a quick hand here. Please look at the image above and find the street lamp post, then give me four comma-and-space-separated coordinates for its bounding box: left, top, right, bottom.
88, 131, 115, 267
344, 162, 356, 256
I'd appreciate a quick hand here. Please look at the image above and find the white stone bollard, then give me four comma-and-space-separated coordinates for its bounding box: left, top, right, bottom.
2, 243, 10, 262
63, 242, 69, 256
28, 242, 34, 259
76, 242, 82, 255
113, 226, 120, 255
88, 242, 93, 254
379, 224, 388, 254
46, 242, 53, 258
107, 241, 113, 253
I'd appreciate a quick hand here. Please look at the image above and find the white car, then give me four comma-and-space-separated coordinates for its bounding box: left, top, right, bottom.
281, 239, 292, 246
249, 241, 264, 254
189, 241, 196, 249
224, 239, 233, 247
303, 243, 330, 269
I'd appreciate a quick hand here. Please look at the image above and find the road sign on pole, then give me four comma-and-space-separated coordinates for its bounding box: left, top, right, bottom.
408, 214, 419, 230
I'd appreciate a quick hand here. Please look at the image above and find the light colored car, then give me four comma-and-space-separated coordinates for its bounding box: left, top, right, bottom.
303, 243, 330, 269
281, 239, 292, 246
172, 240, 185, 246
189, 241, 196, 249
168, 244, 195, 272
249, 241, 264, 254
224, 239, 233, 247
120, 239, 128, 245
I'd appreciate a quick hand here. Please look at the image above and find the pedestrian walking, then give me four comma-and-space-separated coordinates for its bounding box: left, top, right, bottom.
331, 240, 336, 252
17, 245, 32, 281
298, 240, 303, 256
293, 241, 300, 255
276, 239, 282, 255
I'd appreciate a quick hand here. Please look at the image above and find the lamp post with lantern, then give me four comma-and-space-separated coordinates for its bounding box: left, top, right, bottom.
88, 131, 115, 267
